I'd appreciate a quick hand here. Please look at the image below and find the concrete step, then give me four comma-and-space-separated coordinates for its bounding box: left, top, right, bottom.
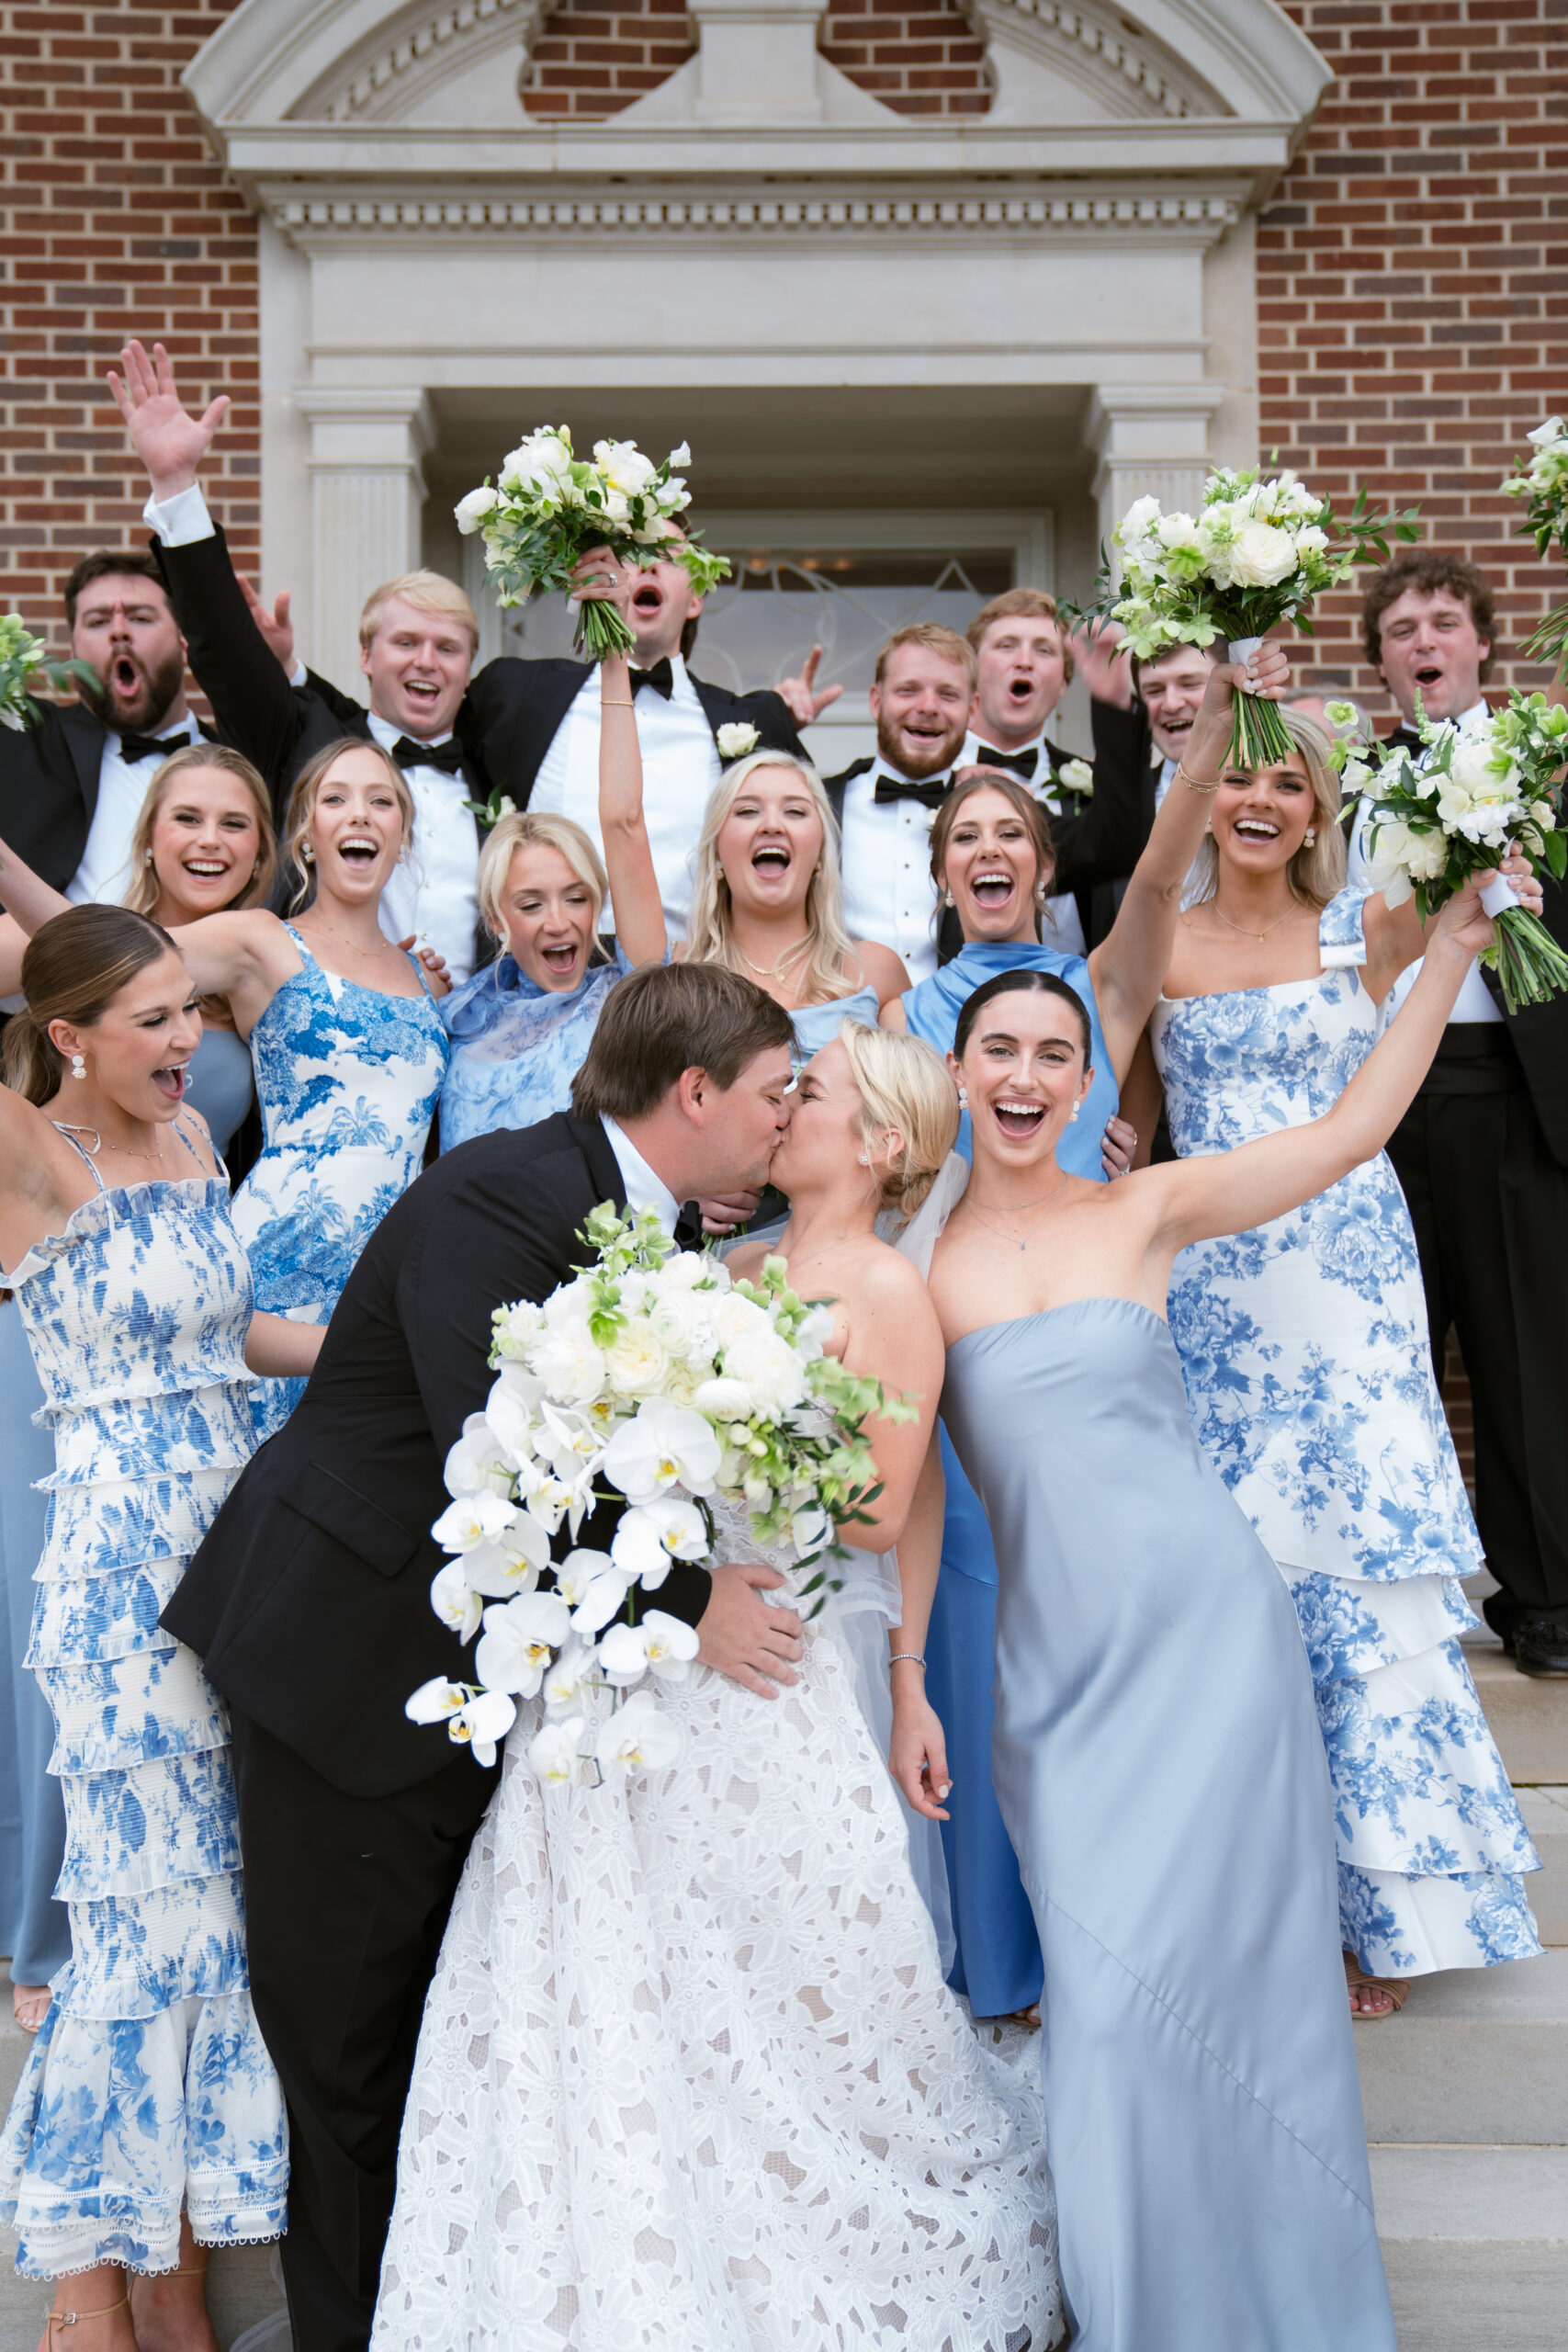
1371, 2144, 1568, 2352
0, 1996, 289, 2351
1462, 1632, 1568, 1786
1517, 1785, 1568, 1946
1355, 1948, 1568, 2146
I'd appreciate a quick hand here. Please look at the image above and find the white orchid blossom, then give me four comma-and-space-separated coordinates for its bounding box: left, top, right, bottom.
429, 1559, 484, 1644
443, 1414, 514, 1498
473, 1591, 574, 1699
405, 1678, 517, 1768
603, 1396, 721, 1502
610, 1497, 708, 1588
431, 1488, 517, 1555
594, 1690, 682, 1777
529, 1714, 588, 1783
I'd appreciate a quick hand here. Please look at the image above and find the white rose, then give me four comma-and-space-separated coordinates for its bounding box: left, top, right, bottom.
710, 1289, 769, 1348
716, 722, 760, 760
1059, 758, 1094, 796
721, 1326, 807, 1416
1117, 494, 1164, 560
593, 438, 658, 497
646, 1286, 709, 1361
692, 1374, 759, 1422
454, 485, 500, 535
532, 1318, 607, 1405
504, 430, 573, 498
658, 1251, 711, 1294
605, 1321, 671, 1398
1227, 520, 1299, 590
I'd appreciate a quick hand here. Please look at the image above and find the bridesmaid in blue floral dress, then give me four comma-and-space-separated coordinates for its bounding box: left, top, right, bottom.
880, 718, 1235, 2018
0, 903, 320, 2344
1145, 707, 1540, 2010
437, 639, 670, 1150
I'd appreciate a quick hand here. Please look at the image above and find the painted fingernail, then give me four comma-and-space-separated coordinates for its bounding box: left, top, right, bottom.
938, 1783, 952, 1800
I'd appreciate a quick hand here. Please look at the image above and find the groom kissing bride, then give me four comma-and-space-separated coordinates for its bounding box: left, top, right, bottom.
165, 958, 1058, 2352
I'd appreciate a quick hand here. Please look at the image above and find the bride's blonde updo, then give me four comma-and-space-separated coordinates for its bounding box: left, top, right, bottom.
837, 1019, 959, 1222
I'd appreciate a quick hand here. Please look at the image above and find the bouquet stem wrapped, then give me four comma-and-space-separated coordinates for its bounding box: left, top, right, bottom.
1074, 468, 1420, 772
1338, 692, 1568, 1012
407, 1204, 914, 1781
454, 426, 729, 662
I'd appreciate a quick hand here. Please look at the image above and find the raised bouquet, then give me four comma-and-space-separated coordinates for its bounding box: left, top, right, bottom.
454, 425, 730, 662
407, 1204, 912, 1783
1502, 415, 1568, 678
0, 613, 96, 729
1337, 693, 1568, 1012
1079, 467, 1420, 771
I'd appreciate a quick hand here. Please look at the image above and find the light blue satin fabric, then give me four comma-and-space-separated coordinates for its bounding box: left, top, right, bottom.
942, 1297, 1395, 2351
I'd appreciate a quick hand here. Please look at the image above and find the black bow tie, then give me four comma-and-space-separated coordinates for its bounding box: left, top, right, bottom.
873, 771, 951, 810
971, 743, 1039, 781
629, 660, 674, 702
390, 735, 466, 777
672, 1200, 705, 1250
118, 729, 188, 764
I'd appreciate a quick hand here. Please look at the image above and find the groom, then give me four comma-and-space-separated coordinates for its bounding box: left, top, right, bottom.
164, 962, 801, 2352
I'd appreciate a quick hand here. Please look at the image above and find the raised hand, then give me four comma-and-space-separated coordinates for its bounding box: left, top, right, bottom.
1100, 1113, 1137, 1180
774, 645, 843, 728
1070, 617, 1134, 710
235, 574, 295, 674
569, 544, 634, 625
107, 339, 230, 500
1430, 858, 1545, 959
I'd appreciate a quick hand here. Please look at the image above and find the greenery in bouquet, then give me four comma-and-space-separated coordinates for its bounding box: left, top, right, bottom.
454, 424, 730, 662
1502, 416, 1568, 678
0, 613, 97, 730
1074, 467, 1420, 773
406, 1203, 914, 1783
1337, 692, 1568, 1012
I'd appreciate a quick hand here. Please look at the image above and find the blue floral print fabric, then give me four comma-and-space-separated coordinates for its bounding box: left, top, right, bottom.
229, 923, 447, 1441
0, 1147, 287, 2278
1150, 888, 1540, 1973
437, 944, 641, 1153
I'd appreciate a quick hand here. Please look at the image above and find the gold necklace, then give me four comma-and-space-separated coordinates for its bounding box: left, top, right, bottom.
1209, 900, 1299, 944
304, 915, 401, 965
962, 1171, 1074, 1252
57, 1119, 167, 1168
737, 933, 811, 983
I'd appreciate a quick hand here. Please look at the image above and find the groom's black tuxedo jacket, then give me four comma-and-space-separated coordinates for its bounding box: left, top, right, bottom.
164, 1113, 713, 1799
457, 654, 807, 808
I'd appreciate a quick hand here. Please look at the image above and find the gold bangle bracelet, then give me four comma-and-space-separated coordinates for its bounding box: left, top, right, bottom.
1176, 762, 1222, 795
601, 698, 636, 707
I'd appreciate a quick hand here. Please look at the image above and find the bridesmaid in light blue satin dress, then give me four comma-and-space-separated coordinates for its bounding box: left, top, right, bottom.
886, 910, 1522, 2346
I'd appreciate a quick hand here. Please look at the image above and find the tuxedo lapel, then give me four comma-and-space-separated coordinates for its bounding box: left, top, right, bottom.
520, 664, 592, 803
59, 702, 107, 824
823, 755, 874, 831
565, 1111, 626, 1213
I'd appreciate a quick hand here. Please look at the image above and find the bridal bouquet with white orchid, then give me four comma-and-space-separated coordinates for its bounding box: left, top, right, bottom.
407, 1203, 911, 1784
1503, 415, 1568, 678
453, 424, 730, 662
1076, 467, 1420, 772
1335, 692, 1568, 1012
0, 613, 96, 730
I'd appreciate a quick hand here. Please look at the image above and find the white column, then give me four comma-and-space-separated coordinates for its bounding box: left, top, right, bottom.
1087, 385, 1229, 565
295, 388, 434, 696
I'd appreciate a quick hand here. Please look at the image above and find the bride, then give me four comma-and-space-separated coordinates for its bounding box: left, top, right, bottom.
371, 1020, 1061, 2352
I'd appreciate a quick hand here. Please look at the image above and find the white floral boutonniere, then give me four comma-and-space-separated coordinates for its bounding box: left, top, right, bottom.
716, 721, 760, 761
1052, 758, 1094, 805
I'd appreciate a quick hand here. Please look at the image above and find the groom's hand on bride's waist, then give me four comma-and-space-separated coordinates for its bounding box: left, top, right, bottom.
698, 1564, 806, 1698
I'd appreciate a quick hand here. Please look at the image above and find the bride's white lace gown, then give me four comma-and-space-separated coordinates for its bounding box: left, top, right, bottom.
371, 1498, 1060, 2352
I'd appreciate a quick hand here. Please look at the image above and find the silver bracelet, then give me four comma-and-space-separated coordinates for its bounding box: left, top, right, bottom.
888, 1652, 926, 1668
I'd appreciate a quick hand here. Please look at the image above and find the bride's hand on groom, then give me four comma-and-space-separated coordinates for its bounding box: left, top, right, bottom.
698, 1563, 806, 1697
889, 1680, 953, 1822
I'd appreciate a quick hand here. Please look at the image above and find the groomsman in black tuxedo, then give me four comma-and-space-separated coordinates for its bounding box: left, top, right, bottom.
1347, 554, 1568, 1679
960, 588, 1155, 952
163, 962, 807, 2352
824, 622, 1144, 981
0, 548, 209, 905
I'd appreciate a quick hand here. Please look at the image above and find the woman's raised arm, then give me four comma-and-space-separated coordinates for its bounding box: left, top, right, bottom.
1087, 644, 1291, 1080
597, 644, 667, 968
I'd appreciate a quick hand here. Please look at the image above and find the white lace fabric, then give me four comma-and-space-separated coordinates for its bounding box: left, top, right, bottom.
372, 1507, 1058, 2352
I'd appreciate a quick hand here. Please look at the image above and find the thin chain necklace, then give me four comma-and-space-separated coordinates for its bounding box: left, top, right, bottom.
962, 1171, 1074, 1251
737, 933, 811, 983
55, 1117, 166, 1167
303, 914, 402, 966
1209, 899, 1300, 944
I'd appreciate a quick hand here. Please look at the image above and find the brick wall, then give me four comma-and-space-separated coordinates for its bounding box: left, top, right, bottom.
1263, 0, 1568, 718
819, 0, 989, 118
522, 0, 696, 118
0, 2, 259, 657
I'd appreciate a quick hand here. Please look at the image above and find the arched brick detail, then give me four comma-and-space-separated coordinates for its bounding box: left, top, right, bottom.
820, 0, 989, 118
522, 0, 697, 117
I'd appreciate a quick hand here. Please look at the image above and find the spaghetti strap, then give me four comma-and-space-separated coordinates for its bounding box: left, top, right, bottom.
49, 1125, 107, 1196
172, 1112, 221, 1180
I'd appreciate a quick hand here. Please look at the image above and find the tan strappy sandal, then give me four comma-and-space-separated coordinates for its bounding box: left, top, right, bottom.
46, 2293, 128, 2337
1344, 1955, 1411, 2019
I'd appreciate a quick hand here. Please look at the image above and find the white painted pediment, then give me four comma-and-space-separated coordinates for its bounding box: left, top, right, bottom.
186, 0, 1329, 139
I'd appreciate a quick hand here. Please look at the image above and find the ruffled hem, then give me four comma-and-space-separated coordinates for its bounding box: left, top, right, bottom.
0, 1983, 288, 2281
34, 1476, 236, 1582
1283, 1565, 1540, 1883
3, 1177, 234, 1289
37, 1645, 230, 1776
56, 1749, 242, 1902
41, 1413, 254, 1487
52, 1877, 251, 2019
1340, 1862, 1542, 1975
29, 1565, 191, 1666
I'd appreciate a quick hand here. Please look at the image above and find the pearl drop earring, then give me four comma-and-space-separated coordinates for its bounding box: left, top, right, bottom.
943, 889, 955, 909
956, 1084, 968, 1108
143, 849, 154, 866
300, 843, 314, 864
1069, 1107, 1079, 1124
1304, 826, 1316, 847
70, 1053, 86, 1081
